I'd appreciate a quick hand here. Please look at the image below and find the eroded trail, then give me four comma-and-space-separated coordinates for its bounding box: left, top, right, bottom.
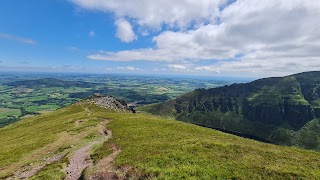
65, 122, 110, 180
9, 154, 63, 180
87, 134, 122, 180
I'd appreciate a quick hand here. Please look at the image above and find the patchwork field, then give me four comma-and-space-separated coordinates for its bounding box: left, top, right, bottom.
0, 108, 21, 118
0, 73, 239, 127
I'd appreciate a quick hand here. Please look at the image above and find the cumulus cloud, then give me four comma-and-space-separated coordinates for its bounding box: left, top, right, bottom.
115, 19, 137, 43
70, 0, 224, 29
0, 33, 36, 45
71, 0, 320, 76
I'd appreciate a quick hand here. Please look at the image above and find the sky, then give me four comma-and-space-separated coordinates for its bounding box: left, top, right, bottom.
0, 0, 320, 78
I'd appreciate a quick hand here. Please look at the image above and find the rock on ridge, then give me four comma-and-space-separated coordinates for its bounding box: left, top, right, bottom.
79, 93, 135, 113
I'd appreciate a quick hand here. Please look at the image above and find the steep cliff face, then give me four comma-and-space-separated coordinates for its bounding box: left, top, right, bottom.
174, 72, 320, 128
146, 71, 320, 148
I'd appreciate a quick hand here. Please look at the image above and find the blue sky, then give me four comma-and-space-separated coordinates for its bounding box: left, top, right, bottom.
0, 0, 319, 77
0, 0, 150, 71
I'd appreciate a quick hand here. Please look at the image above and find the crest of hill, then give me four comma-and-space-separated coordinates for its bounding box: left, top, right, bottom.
78, 94, 135, 113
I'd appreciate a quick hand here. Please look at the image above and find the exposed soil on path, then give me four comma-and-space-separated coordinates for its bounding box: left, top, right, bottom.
64, 122, 111, 180
87, 139, 122, 180
8, 154, 63, 180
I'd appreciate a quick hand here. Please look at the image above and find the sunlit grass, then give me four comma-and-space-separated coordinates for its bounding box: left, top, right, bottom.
1, 104, 320, 179
0, 104, 102, 178
101, 112, 320, 179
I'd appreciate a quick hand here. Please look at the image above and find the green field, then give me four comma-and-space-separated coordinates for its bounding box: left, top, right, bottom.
24, 105, 61, 112
0, 74, 236, 127
0, 108, 21, 118
1, 103, 320, 179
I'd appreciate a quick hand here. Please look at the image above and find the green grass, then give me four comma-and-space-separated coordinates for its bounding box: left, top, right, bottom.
91, 141, 113, 163
30, 158, 68, 180
0, 108, 21, 118
0, 104, 101, 178
2, 104, 320, 179
101, 112, 320, 179
25, 105, 61, 112
248, 76, 310, 106
137, 100, 176, 117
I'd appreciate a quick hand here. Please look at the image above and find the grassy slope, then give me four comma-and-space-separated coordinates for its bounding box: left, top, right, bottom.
248, 76, 309, 106
1, 104, 320, 179
100, 111, 320, 179
0, 104, 103, 178
137, 99, 176, 117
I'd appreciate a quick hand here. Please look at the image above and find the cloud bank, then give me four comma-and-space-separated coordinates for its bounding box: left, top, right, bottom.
71, 0, 320, 76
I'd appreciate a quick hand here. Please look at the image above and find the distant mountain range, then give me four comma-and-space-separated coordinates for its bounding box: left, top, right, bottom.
142, 71, 320, 150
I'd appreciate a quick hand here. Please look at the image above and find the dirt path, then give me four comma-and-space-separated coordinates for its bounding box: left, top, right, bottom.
8, 154, 63, 180
87, 143, 121, 180
65, 122, 111, 180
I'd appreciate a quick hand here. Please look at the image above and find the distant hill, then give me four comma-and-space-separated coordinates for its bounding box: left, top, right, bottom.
5, 78, 97, 88
141, 71, 320, 150
1, 95, 320, 179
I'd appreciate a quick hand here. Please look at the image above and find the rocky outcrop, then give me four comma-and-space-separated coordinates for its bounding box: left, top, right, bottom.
79, 94, 135, 113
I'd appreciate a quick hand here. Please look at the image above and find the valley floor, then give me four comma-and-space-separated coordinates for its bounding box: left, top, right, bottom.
1, 104, 320, 179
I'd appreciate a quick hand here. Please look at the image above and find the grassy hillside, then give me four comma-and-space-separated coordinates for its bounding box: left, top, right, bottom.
142, 71, 320, 150
99, 112, 320, 179
0, 104, 105, 178
1, 103, 320, 179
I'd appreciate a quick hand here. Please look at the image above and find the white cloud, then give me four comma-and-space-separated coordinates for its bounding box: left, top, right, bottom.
70, 0, 224, 29
72, 0, 320, 76
168, 64, 188, 70
194, 66, 221, 73
89, 31, 95, 38
115, 19, 137, 43
116, 66, 138, 71
0, 33, 36, 45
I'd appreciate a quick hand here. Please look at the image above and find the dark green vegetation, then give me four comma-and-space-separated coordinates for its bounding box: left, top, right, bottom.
0, 73, 233, 127
142, 71, 320, 150
1, 101, 320, 179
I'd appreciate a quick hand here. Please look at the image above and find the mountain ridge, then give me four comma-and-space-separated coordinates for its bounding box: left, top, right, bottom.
141, 71, 320, 149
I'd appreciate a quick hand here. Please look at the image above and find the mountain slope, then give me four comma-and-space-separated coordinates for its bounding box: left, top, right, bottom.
141, 71, 320, 149
1, 95, 320, 179
0, 95, 132, 179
